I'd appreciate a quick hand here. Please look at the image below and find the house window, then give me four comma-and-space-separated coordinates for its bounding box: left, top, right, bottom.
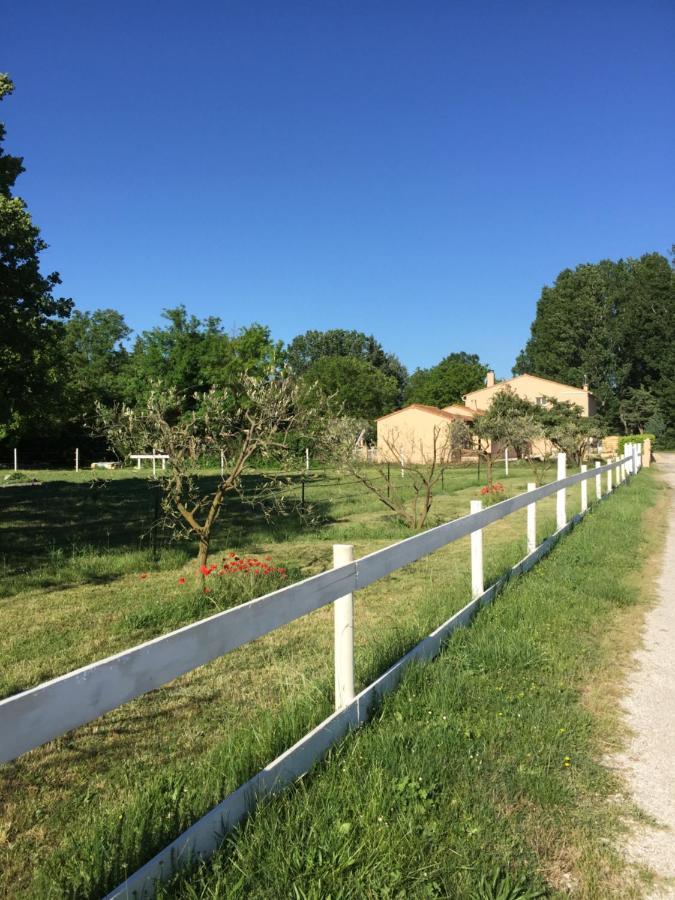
535, 396, 546, 406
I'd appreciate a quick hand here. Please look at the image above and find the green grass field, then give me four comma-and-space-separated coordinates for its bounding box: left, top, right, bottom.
157, 467, 665, 900
0, 461, 661, 898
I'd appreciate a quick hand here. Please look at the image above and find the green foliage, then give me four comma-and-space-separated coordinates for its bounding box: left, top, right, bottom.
536, 397, 605, 464
644, 411, 667, 446
61, 309, 132, 441
0, 74, 73, 441
287, 328, 407, 400
98, 371, 331, 566
618, 386, 660, 435
123, 306, 283, 410
304, 355, 399, 420
474, 388, 539, 455
617, 433, 655, 454
405, 351, 488, 407
515, 252, 675, 442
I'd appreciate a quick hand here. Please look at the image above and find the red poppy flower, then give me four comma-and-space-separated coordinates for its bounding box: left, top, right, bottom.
199, 564, 210, 576
178, 577, 186, 585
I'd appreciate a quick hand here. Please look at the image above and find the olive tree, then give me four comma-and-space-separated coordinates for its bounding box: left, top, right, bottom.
331, 418, 457, 529
471, 388, 540, 485
538, 397, 605, 465
98, 369, 325, 572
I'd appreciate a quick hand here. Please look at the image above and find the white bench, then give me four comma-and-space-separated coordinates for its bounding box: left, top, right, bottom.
129, 453, 170, 474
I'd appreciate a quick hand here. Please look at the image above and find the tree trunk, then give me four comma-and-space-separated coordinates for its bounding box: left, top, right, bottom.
197, 532, 210, 574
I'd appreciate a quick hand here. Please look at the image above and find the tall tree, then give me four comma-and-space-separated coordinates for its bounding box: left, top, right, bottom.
515, 252, 674, 442
0, 75, 72, 442
124, 306, 283, 409
405, 352, 488, 408
286, 328, 407, 401
61, 309, 131, 439
304, 355, 399, 420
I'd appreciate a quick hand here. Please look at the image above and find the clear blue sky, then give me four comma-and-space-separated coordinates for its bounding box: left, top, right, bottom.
4, 0, 674, 378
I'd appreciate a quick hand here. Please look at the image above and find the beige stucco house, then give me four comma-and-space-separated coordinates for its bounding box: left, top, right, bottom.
376, 404, 474, 464
376, 372, 597, 464
463, 371, 597, 417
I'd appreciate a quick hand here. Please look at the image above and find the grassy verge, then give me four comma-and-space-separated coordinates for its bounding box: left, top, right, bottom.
155, 470, 666, 899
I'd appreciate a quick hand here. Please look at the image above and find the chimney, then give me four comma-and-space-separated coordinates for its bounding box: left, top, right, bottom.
486, 370, 495, 388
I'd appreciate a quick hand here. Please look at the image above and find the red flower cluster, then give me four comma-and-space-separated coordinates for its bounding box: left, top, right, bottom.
199, 553, 287, 578
479, 482, 505, 496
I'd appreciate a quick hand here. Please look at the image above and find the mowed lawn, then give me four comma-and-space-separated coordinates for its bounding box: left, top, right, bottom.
0, 461, 602, 897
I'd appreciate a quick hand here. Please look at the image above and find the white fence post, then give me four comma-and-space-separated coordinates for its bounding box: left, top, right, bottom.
13, 448, 17, 472
470, 500, 484, 599
333, 544, 355, 710
633, 443, 639, 473
504, 448, 509, 476
556, 452, 567, 530
220, 449, 224, 478
607, 460, 613, 493
626, 442, 634, 476
580, 464, 588, 512
75, 448, 79, 472
305, 448, 310, 471
595, 460, 602, 499
152, 450, 157, 478
526, 483, 537, 554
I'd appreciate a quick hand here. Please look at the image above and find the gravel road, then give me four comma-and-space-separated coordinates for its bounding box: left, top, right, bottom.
615, 453, 675, 897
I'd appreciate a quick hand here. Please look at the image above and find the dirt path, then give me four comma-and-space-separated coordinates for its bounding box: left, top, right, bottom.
615, 453, 675, 897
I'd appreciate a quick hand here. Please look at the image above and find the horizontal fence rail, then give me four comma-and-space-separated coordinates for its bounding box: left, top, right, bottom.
0, 452, 636, 765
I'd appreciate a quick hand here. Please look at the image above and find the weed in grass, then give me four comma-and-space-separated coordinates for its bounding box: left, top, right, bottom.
475, 868, 547, 900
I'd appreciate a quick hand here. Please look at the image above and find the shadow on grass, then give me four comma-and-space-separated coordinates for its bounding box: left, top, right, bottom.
0, 473, 332, 597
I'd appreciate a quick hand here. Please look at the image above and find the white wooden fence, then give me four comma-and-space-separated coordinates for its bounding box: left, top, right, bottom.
0, 445, 642, 898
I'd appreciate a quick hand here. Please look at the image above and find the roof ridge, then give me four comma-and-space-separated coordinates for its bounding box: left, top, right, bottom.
464, 372, 593, 396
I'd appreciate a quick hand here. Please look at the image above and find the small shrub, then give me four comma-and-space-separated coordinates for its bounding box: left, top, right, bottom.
2, 471, 30, 484
478, 482, 507, 507
617, 433, 655, 454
